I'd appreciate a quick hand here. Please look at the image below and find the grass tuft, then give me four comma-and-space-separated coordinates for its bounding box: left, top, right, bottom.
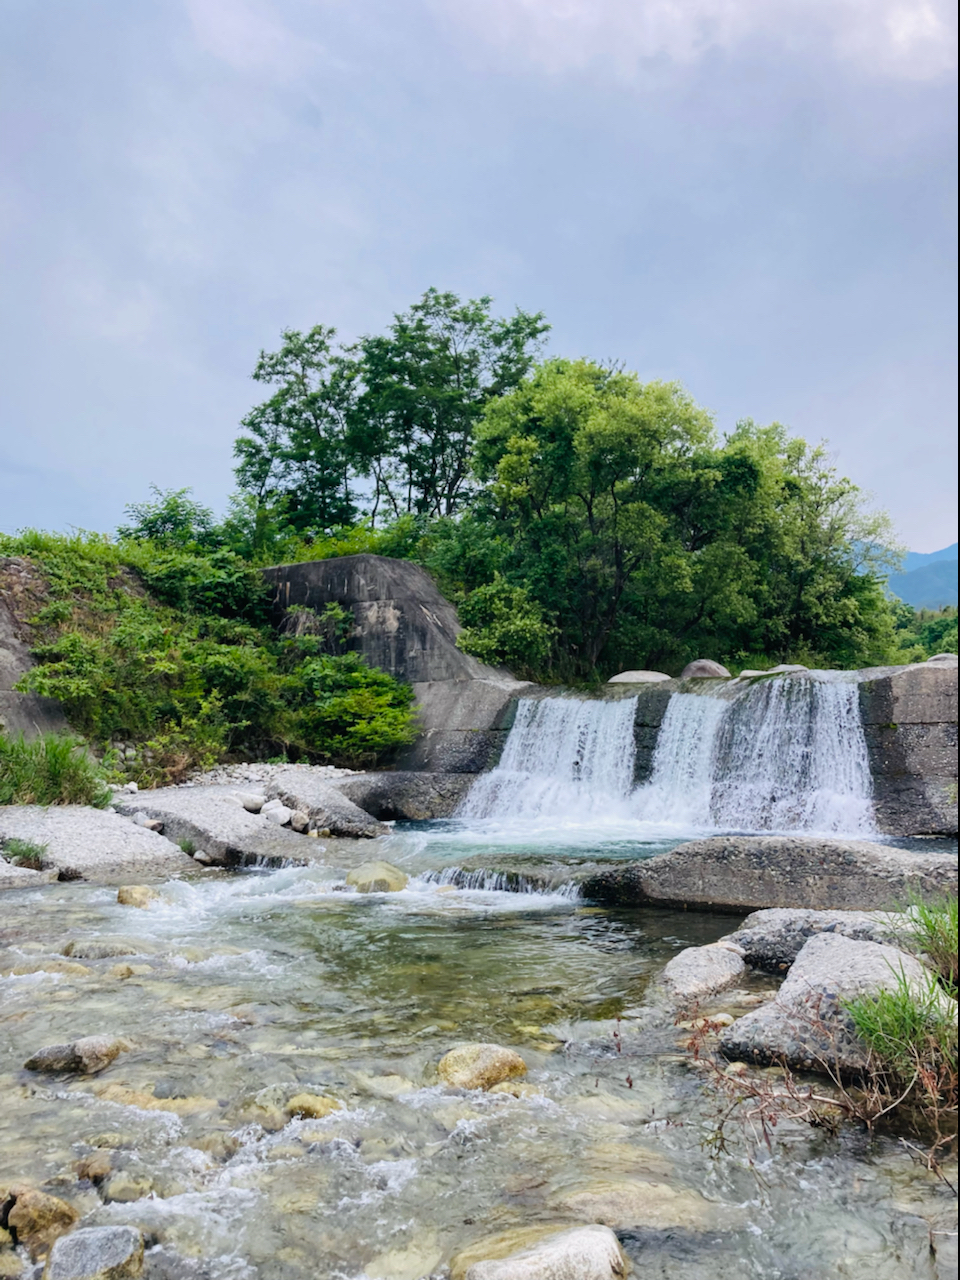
0, 837, 49, 870
0, 732, 112, 807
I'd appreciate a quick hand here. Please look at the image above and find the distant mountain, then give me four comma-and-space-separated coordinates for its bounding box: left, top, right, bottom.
888, 556, 958, 611
903, 543, 958, 573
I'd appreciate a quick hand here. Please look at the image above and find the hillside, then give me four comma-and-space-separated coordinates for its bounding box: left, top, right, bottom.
889, 557, 959, 610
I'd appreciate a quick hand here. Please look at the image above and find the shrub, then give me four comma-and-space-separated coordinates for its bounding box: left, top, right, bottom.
0, 732, 111, 807
456, 574, 556, 676
0, 837, 49, 870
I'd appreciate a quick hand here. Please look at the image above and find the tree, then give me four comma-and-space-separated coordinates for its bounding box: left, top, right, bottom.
117, 487, 220, 549
233, 325, 358, 539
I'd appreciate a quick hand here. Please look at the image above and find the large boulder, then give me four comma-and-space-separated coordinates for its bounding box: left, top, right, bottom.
859, 661, 957, 835
0, 808, 193, 882
42, 1225, 143, 1279
680, 659, 731, 679
580, 835, 958, 913
4, 1187, 79, 1259
719, 932, 938, 1073
459, 1225, 626, 1280
723, 907, 903, 972
331, 770, 473, 820
264, 766, 388, 837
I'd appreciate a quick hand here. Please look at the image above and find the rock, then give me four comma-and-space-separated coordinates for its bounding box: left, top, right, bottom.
236, 793, 266, 813
24, 1035, 128, 1075
288, 810, 309, 833
261, 803, 292, 827
42, 1225, 143, 1279
364, 1232, 442, 1280
116, 886, 159, 909
607, 671, 671, 683
61, 939, 143, 959
0, 808, 192, 883
401, 677, 535, 773
927, 653, 958, 666
0, 860, 58, 890
558, 1179, 734, 1230
437, 1043, 527, 1091
6, 1188, 79, 1259
264, 766, 389, 838
724, 907, 903, 972
74, 1152, 112, 1184
9, 959, 91, 977
130, 813, 163, 834
331, 771, 473, 821
459, 1225, 626, 1280
659, 943, 746, 1004
99, 1172, 152, 1204
680, 659, 731, 679
346, 861, 408, 893
284, 1093, 341, 1119
719, 932, 938, 1074
580, 835, 958, 912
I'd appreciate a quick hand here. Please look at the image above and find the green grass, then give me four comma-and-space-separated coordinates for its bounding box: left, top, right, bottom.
0, 837, 49, 870
903, 894, 959, 993
847, 968, 957, 1082
0, 732, 112, 807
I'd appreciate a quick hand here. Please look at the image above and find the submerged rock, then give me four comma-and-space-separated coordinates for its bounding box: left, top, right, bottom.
5, 1187, 79, 1259
346, 861, 408, 893
580, 835, 958, 912
42, 1225, 143, 1279
284, 1093, 341, 1120
24, 1036, 128, 1075
115, 886, 159, 909
720, 932, 938, 1074
558, 1179, 737, 1231
659, 943, 746, 1004
459, 1225, 626, 1280
438, 1043, 527, 1091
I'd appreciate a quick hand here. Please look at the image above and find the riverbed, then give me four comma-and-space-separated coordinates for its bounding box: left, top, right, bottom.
1, 823, 955, 1280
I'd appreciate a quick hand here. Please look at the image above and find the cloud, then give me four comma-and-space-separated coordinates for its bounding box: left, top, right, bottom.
184, 0, 322, 78
433, 0, 957, 80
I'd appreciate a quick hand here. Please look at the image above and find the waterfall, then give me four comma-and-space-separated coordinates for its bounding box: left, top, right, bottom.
462, 676, 876, 836
460, 695, 639, 821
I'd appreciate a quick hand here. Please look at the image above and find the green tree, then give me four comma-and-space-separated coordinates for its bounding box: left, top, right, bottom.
118, 487, 220, 549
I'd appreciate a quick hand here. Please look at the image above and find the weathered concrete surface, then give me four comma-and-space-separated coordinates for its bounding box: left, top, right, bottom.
264, 765, 388, 837
332, 770, 473, 820
0, 807, 194, 882
719, 932, 937, 1074
112, 785, 318, 867
859, 662, 958, 836
580, 835, 958, 913
0, 858, 59, 889
724, 907, 904, 972
0, 594, 71, 739
400, 678, 533, 772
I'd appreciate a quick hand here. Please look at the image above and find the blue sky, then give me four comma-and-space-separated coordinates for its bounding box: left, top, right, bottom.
1, 0, 956, 549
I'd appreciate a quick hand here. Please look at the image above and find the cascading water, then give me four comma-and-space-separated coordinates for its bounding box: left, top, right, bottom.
461, 675, 876, 836
460, 695, 639, 821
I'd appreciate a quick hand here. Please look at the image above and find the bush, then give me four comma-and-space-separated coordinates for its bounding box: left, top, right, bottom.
0, 733, 111, 807
456, 574, 556, 676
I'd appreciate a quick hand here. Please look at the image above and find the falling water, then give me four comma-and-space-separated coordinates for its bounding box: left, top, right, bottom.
463, 676, 876, 836
460, 695, 639, 821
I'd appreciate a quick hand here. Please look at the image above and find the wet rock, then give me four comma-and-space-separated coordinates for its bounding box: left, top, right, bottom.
580, 835, 958, 912
332, 771, 473, 821
100, 1172, 153, 1204
680, 659, 731, 679
116, 886, 159, 910
9, 959, 91, 978
91, 1084, 216, 1116
288, 810, 309, 833
284, 1093, 341, 1120
0, 860, 58, 890
364, 1231, 442, 1280
6, 1188, 79, 1259
265, 766, 389, 838
61, 939, 144, 960
659, 943, 746, 1004
558, 1179, 736, 1231
458, 1225, 626, 1280
74, 1153, 112, 1184
724, 907, 903, 972
24, 1036, 128, 1075
720, 932, 938, 1074
437, 1043, 527, 1091
0, 808, 192, 883
346, 861, 408, 893
42, 1225, 144, 1279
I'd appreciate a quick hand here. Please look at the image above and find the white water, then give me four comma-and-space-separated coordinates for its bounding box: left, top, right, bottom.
460, 675, 876, 837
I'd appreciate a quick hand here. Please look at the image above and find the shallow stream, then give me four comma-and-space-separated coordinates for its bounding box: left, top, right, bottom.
1, 822, 955, 1279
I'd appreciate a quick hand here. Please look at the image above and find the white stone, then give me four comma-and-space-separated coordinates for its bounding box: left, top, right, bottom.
607, 670, 671, 683
463, 1225, 626, 1280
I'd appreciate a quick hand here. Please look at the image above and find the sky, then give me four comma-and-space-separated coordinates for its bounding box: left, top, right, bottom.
1, 0, 956, 551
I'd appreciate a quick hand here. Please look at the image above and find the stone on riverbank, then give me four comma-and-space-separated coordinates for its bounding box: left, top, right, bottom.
331, 770, 474, 821
42, 1225, 143, 1279
580, 835, 958, 913
4, 1188, 79, 1259
346, 861, 408, 893
459, 1225, 626, 1280
659, 943, 746, 1004
723, 907, 904, 972
24, 1036, 128, 1075
0, 808, 193, 883
265, 766, 389, 837
438, 1043, 527, 1091
719, 932, 938, 1074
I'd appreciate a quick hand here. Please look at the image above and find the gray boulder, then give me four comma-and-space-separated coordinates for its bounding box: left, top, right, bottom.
264, 766, 388, 837
331, 770, 473, 820
659, 943, 746, 1004
724, 907, 903, 972
0, 807, 194, 882
719, 932, 938, 1074
580, 835, 958, 912
42, 1225, 144, 1279
1, 858, 58, 890
680, 659, 731, 679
